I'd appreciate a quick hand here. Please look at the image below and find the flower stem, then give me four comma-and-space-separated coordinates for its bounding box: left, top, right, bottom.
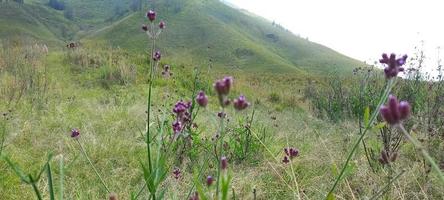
398, 125, 444, 183
146, 22, 157, 175
76, 140, 110, 193
327, 78, 395, 198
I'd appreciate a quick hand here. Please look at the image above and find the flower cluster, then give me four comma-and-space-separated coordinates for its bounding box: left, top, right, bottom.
173, 167, 181, 180
142, 10, 165, 39
282, 147, 299, 164
233, 95, 250, 111
172, 100, 192, 136
214, 77, 233, 107
380, 95, 411, 125
379, 53, 408, 78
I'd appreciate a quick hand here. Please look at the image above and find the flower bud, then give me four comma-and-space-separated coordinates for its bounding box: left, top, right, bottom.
206, 176, 214, 186
109, 193, 118, 200
221, 156, 228, 170
380, 106, 396, 125
142, 24, 148, 31
147, 10, 156, 22
388, 95, 400, 121
153, 51, 161, 61
196, 91, 208, 107
399, 101, 411, 120
159, 21, 166, 29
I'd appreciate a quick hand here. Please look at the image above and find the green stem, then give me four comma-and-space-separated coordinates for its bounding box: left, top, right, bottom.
46, 163, 55, 200
398, 125, 444, 183
327, 79, 395, 198
216, 107, 226, 198
29, 175, 43, 200
0, 120, 6, 156
76, 140, 110, 193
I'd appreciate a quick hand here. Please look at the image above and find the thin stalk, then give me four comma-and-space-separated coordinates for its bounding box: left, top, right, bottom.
327, 79, 395, 198
76, 140, 110, 193
216, 107, 226, 198
369, 170, 405, 200
146, 22, 157, 174
134, 182, 147, 199
398, 125, 444, 183
29, 175, 43, 200
0, 121, 5, 156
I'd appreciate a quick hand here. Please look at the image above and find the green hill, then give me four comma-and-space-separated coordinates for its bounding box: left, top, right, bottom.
0, 0, 365, 74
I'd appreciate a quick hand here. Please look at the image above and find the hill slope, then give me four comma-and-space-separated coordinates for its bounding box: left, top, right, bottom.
0, 0, 365, 74
88, 0, 364, 74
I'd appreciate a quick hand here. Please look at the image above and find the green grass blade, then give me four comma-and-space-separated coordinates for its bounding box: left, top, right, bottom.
46, 163, 55, 200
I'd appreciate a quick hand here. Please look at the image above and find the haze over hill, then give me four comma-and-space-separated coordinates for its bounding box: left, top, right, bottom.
0, 0, 365, 74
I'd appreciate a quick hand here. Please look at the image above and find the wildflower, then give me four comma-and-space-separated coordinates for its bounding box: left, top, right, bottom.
159, 21, 166, 29
142, 24, 148, 31
214, 76, 233, 96
172, 121, 182, 134
379, 53, 407, 78
71, 128, 80, 139
172, 100, 192, 135
153, 51, 161, 61
282, 147, 299, 163
206, 175, 214, 186
147, 10, 156, 22
196, 91, 208, 107
380, 95, 411, 125
173, 167, 181, 179
217, 112, 226, 118
221, 156, 228, 170
233, 95, 250, 111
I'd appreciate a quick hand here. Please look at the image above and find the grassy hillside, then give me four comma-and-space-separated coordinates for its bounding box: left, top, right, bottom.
88, 0, 365, 74
0, 1, 79, 45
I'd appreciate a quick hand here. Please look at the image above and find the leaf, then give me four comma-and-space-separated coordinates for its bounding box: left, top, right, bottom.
46, 163, 55, 200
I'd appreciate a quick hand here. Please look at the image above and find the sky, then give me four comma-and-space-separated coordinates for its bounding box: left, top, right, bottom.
224, 0, 444, 74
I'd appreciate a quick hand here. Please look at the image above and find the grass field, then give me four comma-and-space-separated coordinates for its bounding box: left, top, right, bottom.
1, 0, 444, 200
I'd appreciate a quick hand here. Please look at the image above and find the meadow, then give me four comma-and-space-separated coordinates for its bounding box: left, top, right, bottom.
1, 7, 444, 200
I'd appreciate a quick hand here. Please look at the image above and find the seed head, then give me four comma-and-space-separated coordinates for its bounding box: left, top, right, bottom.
153, 51, 161, 61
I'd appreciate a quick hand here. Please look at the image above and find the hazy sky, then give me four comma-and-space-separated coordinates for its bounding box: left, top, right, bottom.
225, 0, 444, 72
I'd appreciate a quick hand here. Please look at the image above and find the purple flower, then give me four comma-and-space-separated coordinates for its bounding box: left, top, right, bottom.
159, 21, 166, 29
153, 51, 161, 61
217, 112, 226, 118
196, 91, 208, 107
214, 76, 233, 96
173, 167, 181, 179
71, 128, 80, 139
379, 53, 407, 78
206, 176, 214, 186
142, 24, 148, 31
172, 121, 182, 134
147, 10, 156, 22
380, 95, 411, 125
233, 95, 250, 111
173, 100, 191, 114
221, 156, 228, 170
283, 147, 299, 163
